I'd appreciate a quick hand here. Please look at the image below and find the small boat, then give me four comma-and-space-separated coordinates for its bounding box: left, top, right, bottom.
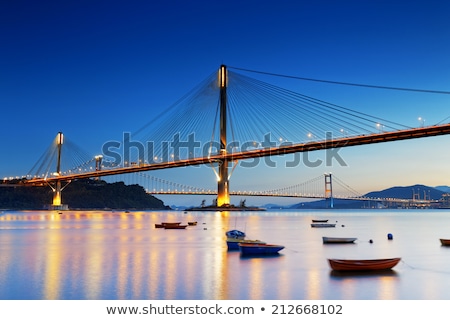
225, 229, 246, 239
322, 237, 357, 244
164, 224, 188, 229
440, 239, 450, 246
155, 222, 181, 228
311, 223, 336, 228
226, 238, 266, 250
238, 243, 285, 255
162, 222, 181, 226
188, 221, 197, 226
327, 258, 401, 271
312, 219, 328, 223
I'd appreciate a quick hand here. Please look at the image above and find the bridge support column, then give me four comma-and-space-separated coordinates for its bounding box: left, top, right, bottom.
324, 173, 334, 209
46, 132, 69, 210
217, 65, 230, 207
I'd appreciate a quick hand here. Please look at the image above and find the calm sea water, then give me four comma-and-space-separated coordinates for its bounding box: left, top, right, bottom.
1, 209, 450, 300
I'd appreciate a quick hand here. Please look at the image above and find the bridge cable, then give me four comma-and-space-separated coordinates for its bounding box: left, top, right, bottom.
228, 66, 450, 95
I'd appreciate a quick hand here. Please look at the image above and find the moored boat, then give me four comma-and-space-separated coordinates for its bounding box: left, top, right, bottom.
162, 222, 181, 226
322, 237, 357, 244
164, 224, 188, 229
311, 223, 336, 228
188, 221, 197, 226
238, 243, 285, 255
227, 238, 266, 250
440, 239, 450, 246
225, 229, 246, 239
312, 219, 328, 223
327, 258, 401, 271
155, 222, 181, 228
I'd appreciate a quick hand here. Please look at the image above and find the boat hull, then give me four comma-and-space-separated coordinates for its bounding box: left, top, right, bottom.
164, 225, 187, 229
226, 238, 266, 250
311, 223, 336, 228
328, 258, 401, 271
322, 237, 357, 244
238, 243, 284, 255
156, 222, 181, 228
440, 238, 450, 246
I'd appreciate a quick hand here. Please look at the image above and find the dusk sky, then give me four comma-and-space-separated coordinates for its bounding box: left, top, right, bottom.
2, 1, 450, 206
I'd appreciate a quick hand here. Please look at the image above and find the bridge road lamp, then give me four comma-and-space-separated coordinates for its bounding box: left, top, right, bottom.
418, 117, 425, 127
376, 123, 384, 133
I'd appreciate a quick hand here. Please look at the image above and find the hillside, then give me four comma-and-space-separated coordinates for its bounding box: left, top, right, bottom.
364, 184, 444, 200
0, 179, 169, 210
287, 184, 448, 209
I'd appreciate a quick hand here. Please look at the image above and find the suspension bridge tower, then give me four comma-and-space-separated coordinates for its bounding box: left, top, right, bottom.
217, 65, 230, 206
324, 173, 334, 209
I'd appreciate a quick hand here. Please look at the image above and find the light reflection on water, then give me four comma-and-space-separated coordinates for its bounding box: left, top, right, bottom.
1, 209, 450, 299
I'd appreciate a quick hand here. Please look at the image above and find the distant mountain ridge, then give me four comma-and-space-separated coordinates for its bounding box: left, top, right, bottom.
365, 184, 445, 200
275, 184, 450, 209
435, 186, 450, 193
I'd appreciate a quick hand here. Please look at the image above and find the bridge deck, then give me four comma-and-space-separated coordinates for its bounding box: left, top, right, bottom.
23, 123, 450, 184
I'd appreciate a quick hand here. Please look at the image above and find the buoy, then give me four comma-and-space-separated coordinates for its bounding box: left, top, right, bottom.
369, 239, 373, 243
387, 233, 393, 240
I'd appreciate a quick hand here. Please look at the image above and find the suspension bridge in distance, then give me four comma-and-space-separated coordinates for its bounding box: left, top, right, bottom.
7, 65, 450, 210
107, 172, 438, 209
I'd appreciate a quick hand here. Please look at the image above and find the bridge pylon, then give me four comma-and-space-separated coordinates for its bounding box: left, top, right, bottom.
324, 173, 334, 208
45, 132, 69, 210
217, 65, 230, 206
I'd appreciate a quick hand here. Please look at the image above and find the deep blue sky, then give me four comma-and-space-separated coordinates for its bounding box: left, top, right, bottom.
2, 0, 450, 206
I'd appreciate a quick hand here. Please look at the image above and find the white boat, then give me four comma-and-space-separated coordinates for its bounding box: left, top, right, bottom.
322, 236, 357, 244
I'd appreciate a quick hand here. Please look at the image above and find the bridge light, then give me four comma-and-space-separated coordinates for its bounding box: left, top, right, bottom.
418, 117, 425, 127
57, 132, 64, 145
376, 123, 384, 132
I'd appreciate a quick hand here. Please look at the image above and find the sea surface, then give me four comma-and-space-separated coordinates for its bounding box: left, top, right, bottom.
1, 209, 450, 300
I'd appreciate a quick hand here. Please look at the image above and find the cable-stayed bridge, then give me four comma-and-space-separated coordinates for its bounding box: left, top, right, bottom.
5, 65, 450, 209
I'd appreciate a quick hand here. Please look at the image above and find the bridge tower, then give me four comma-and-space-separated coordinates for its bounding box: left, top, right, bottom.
46, 132, 69, 210
324, 173, 334, 208
217, 65, 230, 206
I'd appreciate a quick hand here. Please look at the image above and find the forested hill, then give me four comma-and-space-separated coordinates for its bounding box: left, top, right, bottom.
364, 184, 444, 200
0, 179, 169, 210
